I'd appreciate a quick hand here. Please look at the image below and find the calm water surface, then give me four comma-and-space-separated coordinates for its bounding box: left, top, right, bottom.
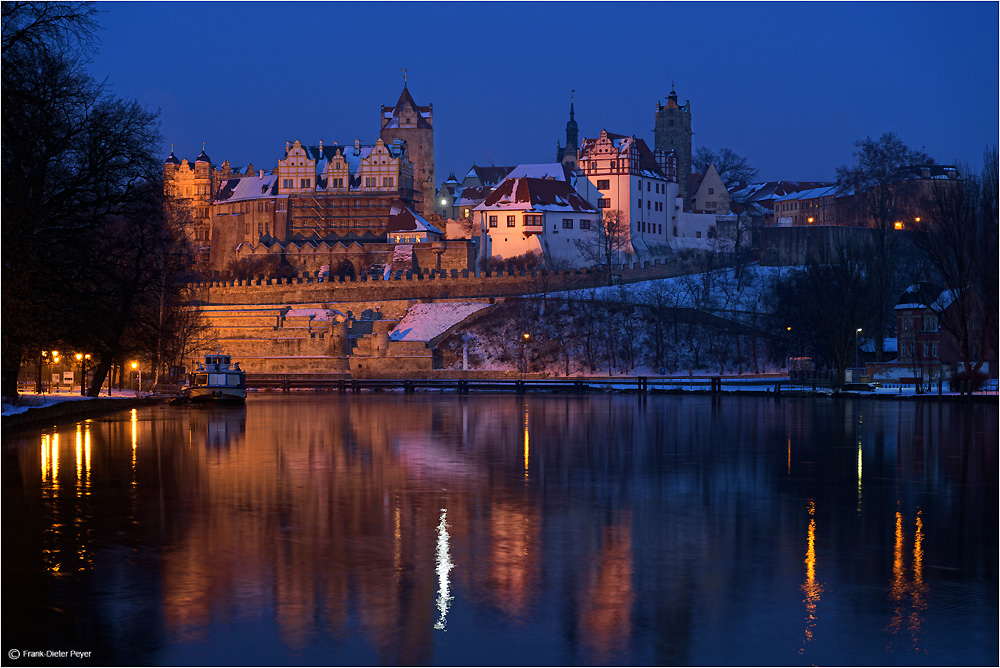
3, 394, 997, 666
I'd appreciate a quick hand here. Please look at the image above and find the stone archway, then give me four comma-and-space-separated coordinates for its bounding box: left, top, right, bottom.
335, 259, 356, 279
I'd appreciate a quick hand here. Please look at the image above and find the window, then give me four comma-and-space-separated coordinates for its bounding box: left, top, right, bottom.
580, 219, 591, 230
696, 231, 702, 238
507, 215, 516, 227
523, 214, 543, 227
610, 161, 616, 169
245, 224, 250, 234
597, 179, 610, 190
647, 201, 651, 210
708, 188, 714, 195
365, 177, 376, 188
488, 215, 498, 228
923, 314, 938, 331
638, 199, 642, 208
562, 218, 573, 229
598, 198, 611, 209
282, 178, 292, 189
258, 201, 263, 213
300, 178, 311, 189
258, 223, 263, 235
637, 180, 642, 191
382, 176, 394, 187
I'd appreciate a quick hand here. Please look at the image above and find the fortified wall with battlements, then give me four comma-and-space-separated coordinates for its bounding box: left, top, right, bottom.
182, 260, 694, 376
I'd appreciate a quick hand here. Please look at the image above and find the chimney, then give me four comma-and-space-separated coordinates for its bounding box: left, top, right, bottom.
319, 140, 323, 151
355, 139, 361, 150
259, 170, 264, 179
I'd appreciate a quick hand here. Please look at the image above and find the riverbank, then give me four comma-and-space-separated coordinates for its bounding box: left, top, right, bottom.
2, 394, 169, 433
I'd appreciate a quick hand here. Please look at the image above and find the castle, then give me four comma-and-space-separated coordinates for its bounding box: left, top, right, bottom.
164, 85, 438, 274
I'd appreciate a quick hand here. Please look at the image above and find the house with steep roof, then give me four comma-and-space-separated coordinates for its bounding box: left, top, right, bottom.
474, 176, 600, 267
387, 200, 442, 244
689, 164, 728, 214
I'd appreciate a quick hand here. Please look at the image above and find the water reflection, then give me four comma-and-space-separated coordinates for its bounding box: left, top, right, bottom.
3, 396, 997, 666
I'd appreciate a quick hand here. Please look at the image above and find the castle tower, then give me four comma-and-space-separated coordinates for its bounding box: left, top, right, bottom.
380, 80, 434, 216
653, 85, 692, 201
556, 92, 579, 169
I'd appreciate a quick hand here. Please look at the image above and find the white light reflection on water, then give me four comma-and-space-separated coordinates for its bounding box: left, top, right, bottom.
434, 508, 454, 631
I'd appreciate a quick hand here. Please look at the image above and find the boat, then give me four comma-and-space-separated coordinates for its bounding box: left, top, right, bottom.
181, 353, 247, 404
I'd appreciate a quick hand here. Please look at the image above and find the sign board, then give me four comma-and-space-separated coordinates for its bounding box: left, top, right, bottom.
51, 373, 61, 384
63, 371, 74, 383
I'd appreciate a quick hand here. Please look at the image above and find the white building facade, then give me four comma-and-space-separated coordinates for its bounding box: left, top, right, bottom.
475, 176, 600, 268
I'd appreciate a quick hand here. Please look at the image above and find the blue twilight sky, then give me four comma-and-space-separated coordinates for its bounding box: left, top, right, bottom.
88, 1, 998, 184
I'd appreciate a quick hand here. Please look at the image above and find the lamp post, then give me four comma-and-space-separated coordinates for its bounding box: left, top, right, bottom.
520, 333, 530, 381
855, 328, 862, 378
131, 361, 140, 394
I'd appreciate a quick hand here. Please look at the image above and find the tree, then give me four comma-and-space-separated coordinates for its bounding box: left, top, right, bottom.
692, 147, 759, 188
574, 209, 631, 283
915, 148, 999, 377
835, 133, 930, 359
768, 240, 880, 387
2, 1, 165, 398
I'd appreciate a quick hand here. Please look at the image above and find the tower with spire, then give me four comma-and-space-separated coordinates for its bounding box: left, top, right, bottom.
653, 83, 693, 201
380, 72, 435, 216
556, 91, 579, 169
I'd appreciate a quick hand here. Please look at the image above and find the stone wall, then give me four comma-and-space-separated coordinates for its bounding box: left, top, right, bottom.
233, 238, 475, 276
186, 259, 691, 306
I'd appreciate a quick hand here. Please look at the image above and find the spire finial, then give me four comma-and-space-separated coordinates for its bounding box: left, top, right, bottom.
170, 143, 174, 153
402, 67, 407, 87
571, 88, 575, 103
202, 141, 205, 152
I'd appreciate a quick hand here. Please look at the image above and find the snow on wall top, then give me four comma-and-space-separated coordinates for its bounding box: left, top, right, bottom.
389, 302, 492, 342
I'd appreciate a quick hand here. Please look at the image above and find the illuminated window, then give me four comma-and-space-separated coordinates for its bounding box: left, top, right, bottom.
524, 214, 543, 227
488, 215, 498, 227
598, 198, 611, 208
507, 215, 516, 227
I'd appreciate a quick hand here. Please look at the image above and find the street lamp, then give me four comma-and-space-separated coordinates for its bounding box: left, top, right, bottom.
131, 361, 140, 394
520, 333, 530, 380
855, 328, 862, 378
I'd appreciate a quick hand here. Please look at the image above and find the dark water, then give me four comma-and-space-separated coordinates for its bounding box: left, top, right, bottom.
3, 394, 997, 666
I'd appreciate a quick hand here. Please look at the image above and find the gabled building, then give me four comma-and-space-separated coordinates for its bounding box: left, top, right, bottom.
475, 176, 600, 267
387, 201, 442, 244
574, 130, 676, 259
689, 164, 728, 214
444, 164, 516, 221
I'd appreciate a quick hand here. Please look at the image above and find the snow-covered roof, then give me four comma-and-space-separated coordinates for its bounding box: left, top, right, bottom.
464, 165, 515, 188
772, 185, 840, 202
215, 174, 281, 202
506, 163, 573, 182
389, 302, 492, 342
474, 177, 598, 213
387, 200, 442, 235
577, 131, 666, 180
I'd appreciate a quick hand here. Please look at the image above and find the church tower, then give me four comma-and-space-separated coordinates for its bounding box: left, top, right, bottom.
556, 93, 579, 169
380, 76, 435, 216
654, 85, 693, 201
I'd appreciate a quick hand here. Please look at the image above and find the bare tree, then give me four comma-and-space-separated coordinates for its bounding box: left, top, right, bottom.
916, 148, 999, 377
2, 1, 163, 398
692, 147, 759, 188
835, 133, 930, 360
574, 209, 630, 283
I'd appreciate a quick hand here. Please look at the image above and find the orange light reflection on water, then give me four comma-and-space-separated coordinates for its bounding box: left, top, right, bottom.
800, 499, 822, 653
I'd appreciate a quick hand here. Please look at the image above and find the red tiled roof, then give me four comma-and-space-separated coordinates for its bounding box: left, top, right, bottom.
480, 177, 597, 212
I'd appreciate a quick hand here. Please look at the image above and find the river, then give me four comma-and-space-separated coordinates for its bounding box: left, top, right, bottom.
3, 394, 996, 666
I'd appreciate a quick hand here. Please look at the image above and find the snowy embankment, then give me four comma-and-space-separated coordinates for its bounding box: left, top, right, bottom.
390, 302, 493, 342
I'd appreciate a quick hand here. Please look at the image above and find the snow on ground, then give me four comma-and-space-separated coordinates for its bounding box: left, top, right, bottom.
549, 264, 800, 325
2, 390, 143, 416
390, 302, 493, 342
285, 307, 344, 321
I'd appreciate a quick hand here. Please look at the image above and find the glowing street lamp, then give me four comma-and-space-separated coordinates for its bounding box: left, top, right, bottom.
520, 333, 530, 380
131, 361, 141, 394
855, 328, 863, 376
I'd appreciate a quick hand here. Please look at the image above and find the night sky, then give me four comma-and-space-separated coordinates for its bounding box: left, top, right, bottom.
89, 1, 998, 183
